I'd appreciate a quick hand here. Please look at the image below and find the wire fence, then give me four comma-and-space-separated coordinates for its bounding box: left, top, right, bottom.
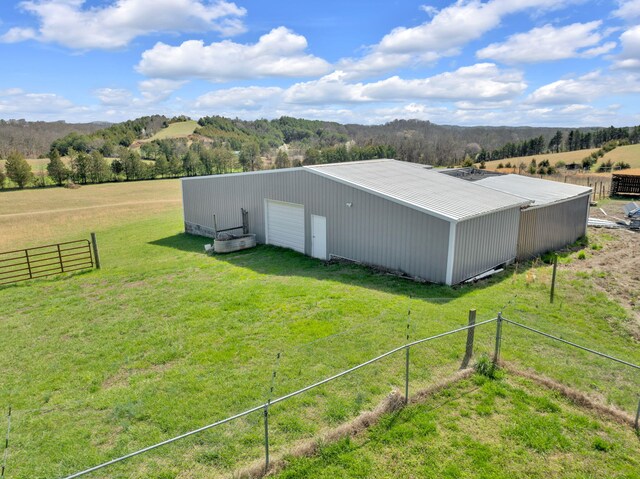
2, 311, 638, 479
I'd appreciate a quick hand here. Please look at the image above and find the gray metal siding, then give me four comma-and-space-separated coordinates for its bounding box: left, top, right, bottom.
182, 170, 451, 283
452, 208, 520, 284
517, 195, 590, 260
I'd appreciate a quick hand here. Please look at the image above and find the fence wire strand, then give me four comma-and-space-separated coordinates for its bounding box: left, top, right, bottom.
58, 318, 497, 479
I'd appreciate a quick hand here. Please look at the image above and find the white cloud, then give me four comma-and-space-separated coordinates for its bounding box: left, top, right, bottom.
477, 21, 613, 63
0, 27, 37, 43
94, 88, 133, 106
367, 64, 526, 101
337, 52, 415, 80
137, 27, 331, 81
582, 42, 617, 57
195, 86, 283, 110
613, 0, 640, 19
454, 100, 514, 110
0, 88, 87, 117
1, 0, 246, 49
336, 0, 576, 78
283, 63, 526, 104
613, 25, 640, 69
138, 79, 186, 103
283, 71, 368, 104
527, 70, 640, 104
527, 72, 606, 104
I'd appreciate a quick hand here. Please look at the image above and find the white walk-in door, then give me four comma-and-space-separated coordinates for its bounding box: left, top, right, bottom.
265, 199, 305, 253
311, 215, 327, 259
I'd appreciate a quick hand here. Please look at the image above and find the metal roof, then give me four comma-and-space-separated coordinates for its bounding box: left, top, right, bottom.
305, 159, 530, 222
476, 174, 592, 207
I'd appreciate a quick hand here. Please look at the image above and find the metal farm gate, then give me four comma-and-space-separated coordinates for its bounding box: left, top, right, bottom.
0, 239, 95, 286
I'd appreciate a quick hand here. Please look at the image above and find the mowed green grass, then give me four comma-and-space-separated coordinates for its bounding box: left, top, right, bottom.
0, 183, 638, 478
274, 373, 640, 479
147, 120, 198, 140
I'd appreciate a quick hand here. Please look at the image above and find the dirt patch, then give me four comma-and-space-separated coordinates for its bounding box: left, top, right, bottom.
567, 200, 640, 338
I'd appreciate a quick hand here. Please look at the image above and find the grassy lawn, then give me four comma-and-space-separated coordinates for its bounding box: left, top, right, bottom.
274, 373, 640, 479
0, 182, 638, 478
147, 121, 198, 141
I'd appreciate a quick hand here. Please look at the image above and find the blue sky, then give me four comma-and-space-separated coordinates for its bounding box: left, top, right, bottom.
0, 0, 639, 126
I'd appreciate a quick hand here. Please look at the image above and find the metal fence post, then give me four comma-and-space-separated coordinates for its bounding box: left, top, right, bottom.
404, 308, 411, 404
1, 406, 11, 479
57, 244, 64, 273
550, 254, 558, 304
263, 402, 270, 473
24, 250, 33, 279
493, 312, 503, 365
635, 397, 640, 432
461, 309, 476, 369
90, 233, 101, 270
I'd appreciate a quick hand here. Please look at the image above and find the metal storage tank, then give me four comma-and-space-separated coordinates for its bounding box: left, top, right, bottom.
182, 160, 530, 285
476, 174, 592, 260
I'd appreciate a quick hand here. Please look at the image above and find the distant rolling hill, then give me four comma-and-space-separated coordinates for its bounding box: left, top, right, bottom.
0, 119, 109, 158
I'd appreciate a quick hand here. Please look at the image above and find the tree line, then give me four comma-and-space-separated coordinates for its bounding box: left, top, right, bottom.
479, 125, 640, 162
0, 137, 396, 189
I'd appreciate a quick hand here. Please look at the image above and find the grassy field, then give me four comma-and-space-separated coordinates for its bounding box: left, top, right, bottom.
148, 120, 198, 141
481, 144, 640, 171
274, 373, 640, 479
481, 149, 599, 170
602, 143, 640, 167
0, 182, 638, 478
0, 179, 181, 250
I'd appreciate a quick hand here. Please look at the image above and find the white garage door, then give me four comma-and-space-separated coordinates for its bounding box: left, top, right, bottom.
265, 199, 305, 253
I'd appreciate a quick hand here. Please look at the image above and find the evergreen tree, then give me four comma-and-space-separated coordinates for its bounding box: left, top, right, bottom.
87, 151, 111, 183
303, 148, 321, 165
46, 149, 70, 186
0, 164, 5, 189
110, 159, 124, 178
122, 151, 144, 180
5, 151, 33, 188
548, 130, 563, 153
274, 149, 290, 169
71, 151, 90, 184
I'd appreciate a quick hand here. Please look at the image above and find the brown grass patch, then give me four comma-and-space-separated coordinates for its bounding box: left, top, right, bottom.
234, 368, 474, 478
502, 362, 637, 428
